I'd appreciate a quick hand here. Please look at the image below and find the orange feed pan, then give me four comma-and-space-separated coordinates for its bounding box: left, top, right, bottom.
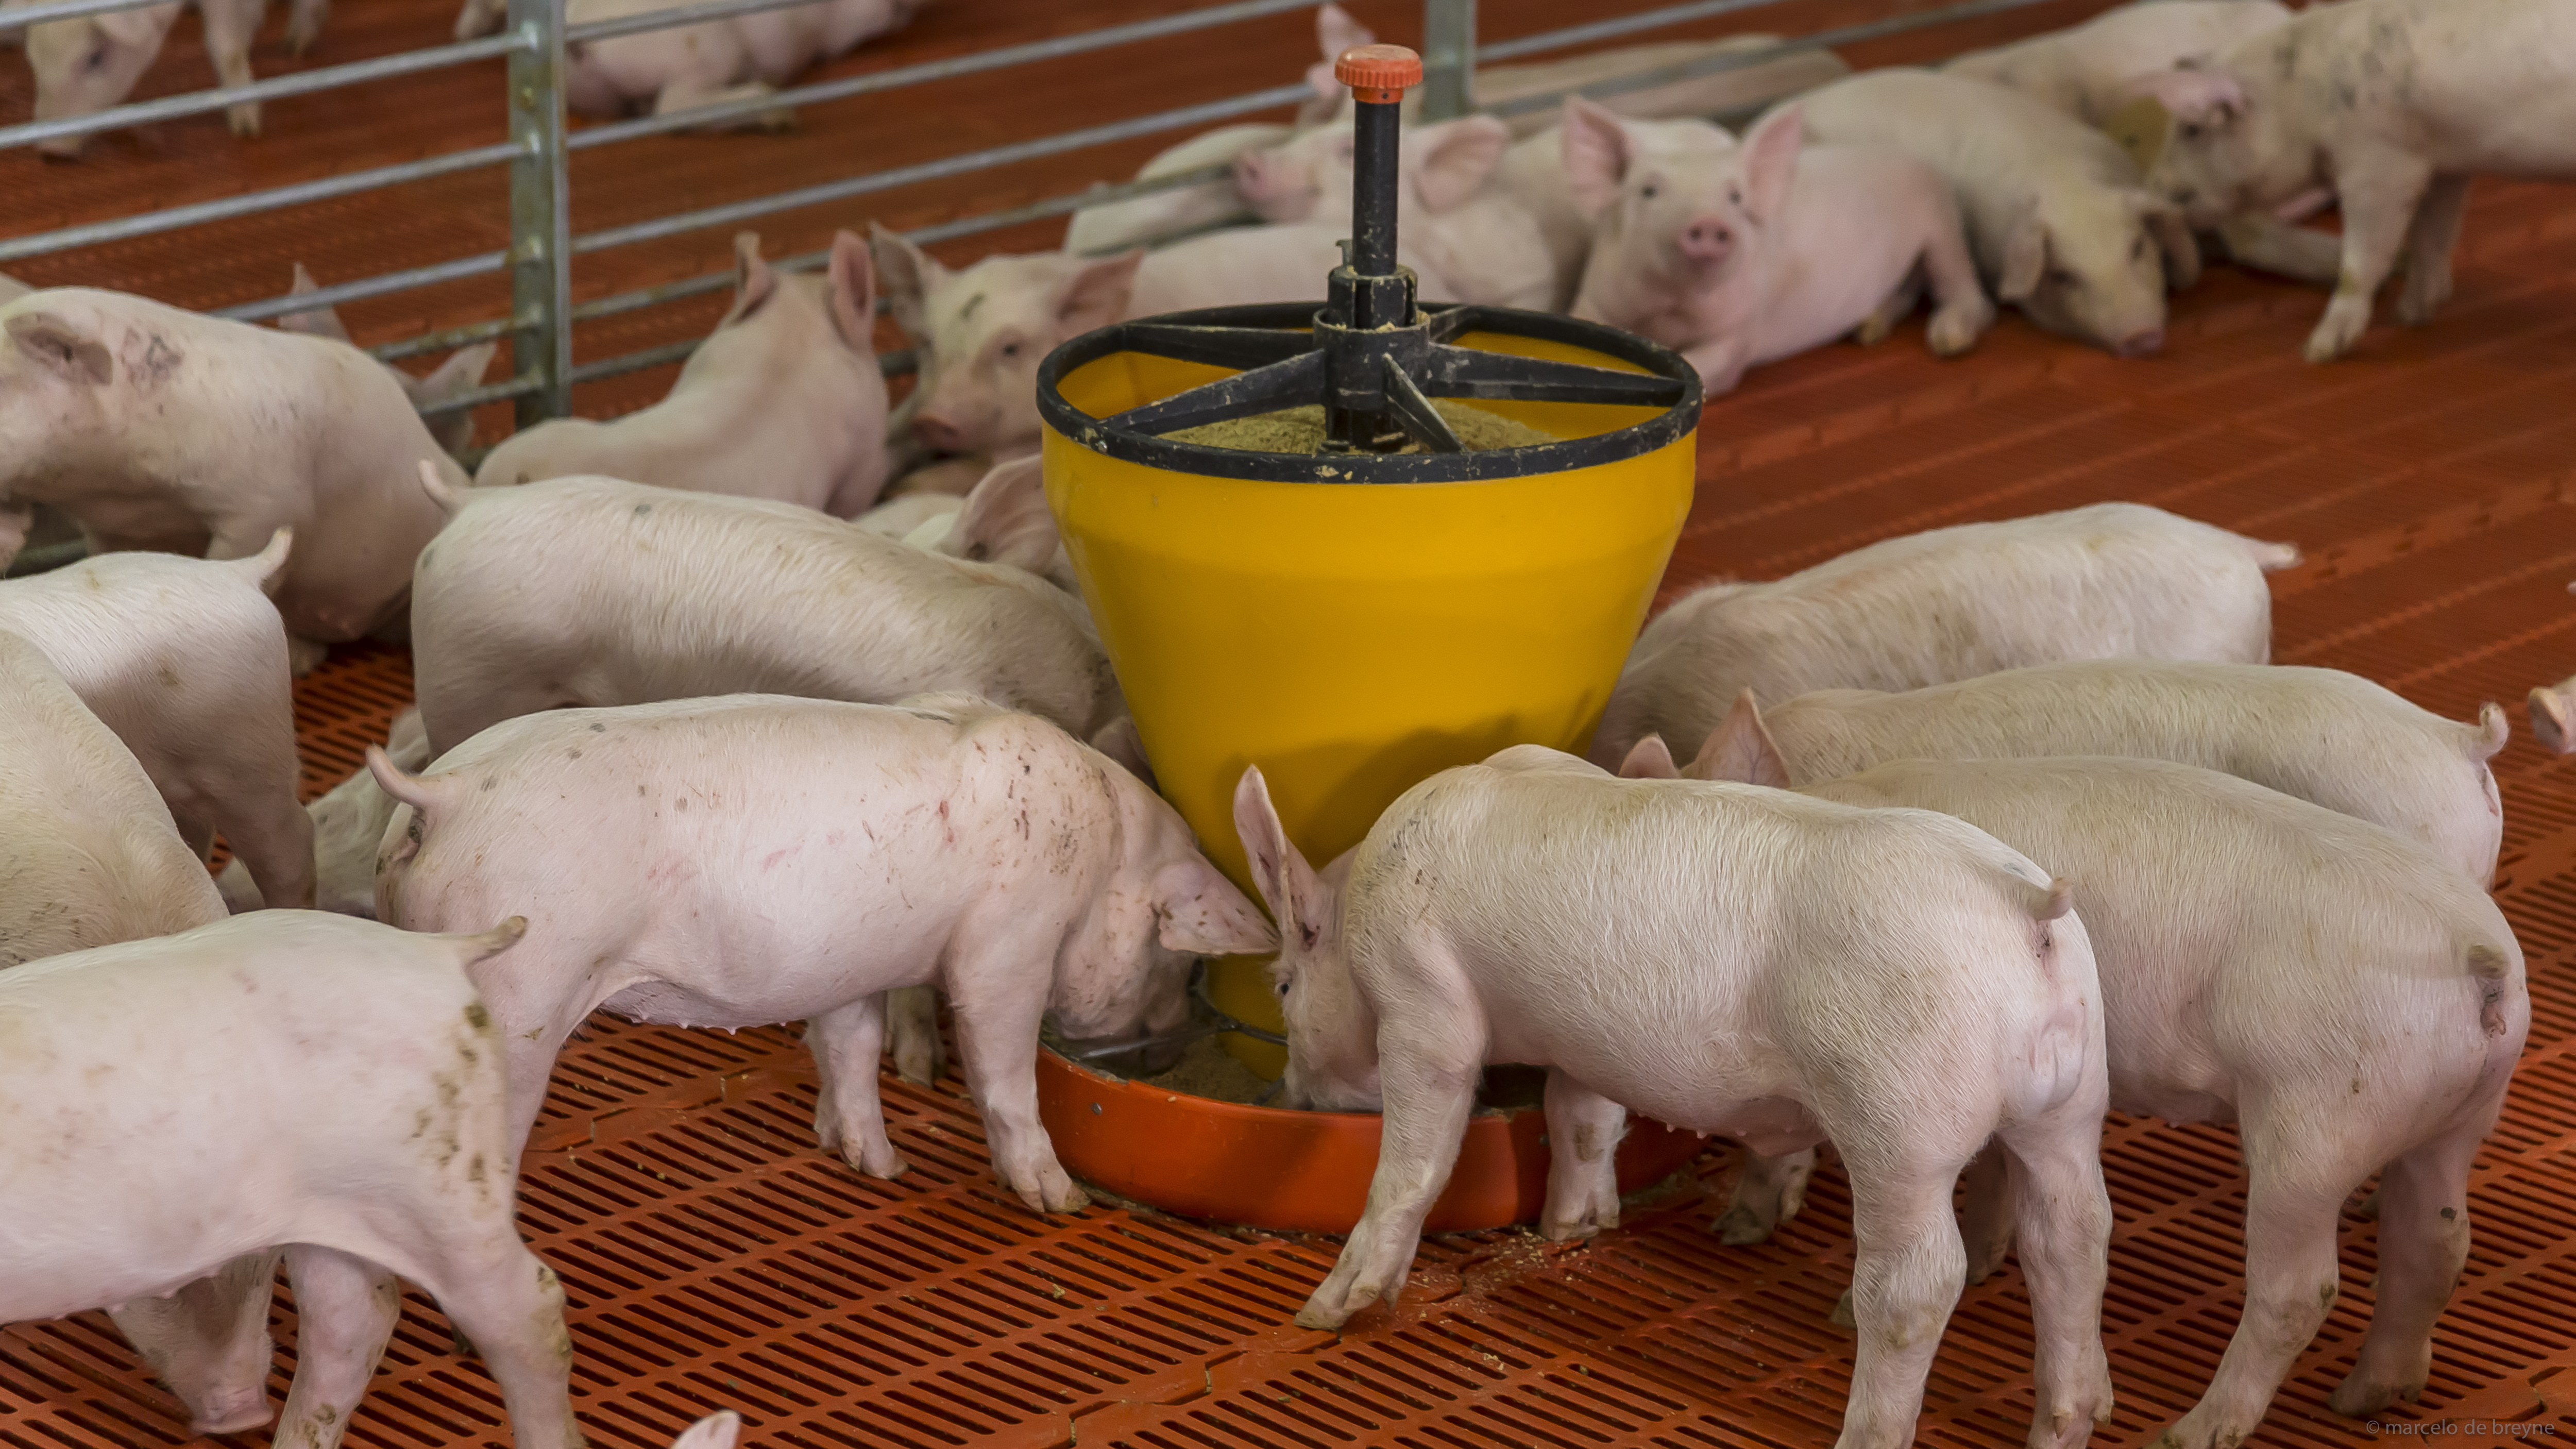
1035, 1050, 1707, 1234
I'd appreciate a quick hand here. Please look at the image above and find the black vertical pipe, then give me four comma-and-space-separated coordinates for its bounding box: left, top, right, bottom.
1348, 97, 1400, 316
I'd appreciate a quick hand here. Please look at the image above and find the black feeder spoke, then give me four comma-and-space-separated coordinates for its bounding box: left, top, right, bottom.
1380, 356, 1461, 453
1420, 345, 1691, 408
1104, 349, 1327, 436
1114, 323, 1318, 373
1422, 304, 1484, 343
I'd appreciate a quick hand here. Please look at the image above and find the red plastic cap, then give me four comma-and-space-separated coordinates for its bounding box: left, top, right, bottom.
1335, 43, 1422, 104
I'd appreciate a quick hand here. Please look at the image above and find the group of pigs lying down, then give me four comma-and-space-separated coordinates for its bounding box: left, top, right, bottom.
2, 4, 2575, 1449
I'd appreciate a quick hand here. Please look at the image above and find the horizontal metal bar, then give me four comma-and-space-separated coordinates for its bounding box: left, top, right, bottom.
568, 0, 1316, 149
565, 0, 850, 43
572, 81, 1308, 254
216, 249, 513, 325
1, 540, 89, 580
415, 372, 543, 417
0, 0, 191, 30
0, 31, 529, 153
0, 141, 522, 264
374, 314, 523, 363
1483, 0, 2066, 116
565, 336, 699, 385
1477, 0, 1800, 61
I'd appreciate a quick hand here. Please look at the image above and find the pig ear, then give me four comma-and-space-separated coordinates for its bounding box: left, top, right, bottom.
1054, 251, 1143, 337
722, 231, 779, 327
414, 341, 498, 405
1687, 691, 1790, 787
2100, 93, 2172, 175
1998, 210, 2049, 302
869, 221, 943, 342
949, 454, 1057, 572
825, 230, 877, 353
1232, 765, 1325, 951
1412, 115, 1513, 212
1153, 855, 1278, 956
2135, 195, 2201, 290
6, 311, 112, 385
1559, 96, 1635, 218
670, 1412, 741, 1449
1616, 734, 1680, 780
279, 263, 354, 341
2127, 63, 2245, 130
1317, 3, 1373, 60
1740, 104, 1803, 225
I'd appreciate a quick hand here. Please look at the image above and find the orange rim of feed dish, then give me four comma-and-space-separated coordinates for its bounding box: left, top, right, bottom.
1035, 1048, 1707, 1234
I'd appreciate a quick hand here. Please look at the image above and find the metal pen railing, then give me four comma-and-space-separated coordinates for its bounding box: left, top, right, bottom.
0, 0, 2065, 435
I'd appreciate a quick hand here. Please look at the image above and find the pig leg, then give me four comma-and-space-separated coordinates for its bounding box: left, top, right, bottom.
1538, 1070, 1628, 1241
1996, 1117, 2113, 1448
1853, 272, 1922, 347
2217, 214, 2342, 288
2530, 681, 2576, 755
2303, 151, 2433, 363
1295, 1034, 1482, 1330
947, 962, 1087, 1214
208, 724, 320, 911
111, 1251, 282, 1435
2156, 1111, 2366, 1447
0, 500, 32, 568
453, 0, 505, 42
2328, 1097, 2499, 1417
198, 0, 264, 137
1918, 223, 1995, 358
272, 1245, 402, 1449
886, 984, 945, 1085
1836, 1154, 1969, 1448
1713, 1147, 1815, 1244
284, 0, 328, 54
416, 1248, 579, 1449
2394, 175, 2470, 328
1957, 1141, 2017, 1284
806, 995, 909, 1179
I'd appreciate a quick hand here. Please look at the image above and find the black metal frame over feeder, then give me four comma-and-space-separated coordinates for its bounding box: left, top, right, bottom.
1035, 43, 1706, 486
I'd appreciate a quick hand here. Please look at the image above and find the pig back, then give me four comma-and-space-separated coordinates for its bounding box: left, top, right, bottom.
1339, 763, 2076, 1093
415, 480, 1117, 738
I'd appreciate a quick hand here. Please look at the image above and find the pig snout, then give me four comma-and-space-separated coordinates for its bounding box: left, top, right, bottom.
1677, 215, 1736, 265
2116, 328, 2164, 358
911, 409, 971, 454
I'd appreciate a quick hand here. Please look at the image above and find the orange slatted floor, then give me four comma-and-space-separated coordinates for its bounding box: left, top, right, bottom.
13, 5, 2576, 1448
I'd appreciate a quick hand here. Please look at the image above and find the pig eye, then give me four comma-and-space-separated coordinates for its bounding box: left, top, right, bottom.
2179, 122, 2204, 141
1727, 186, 1741, 206
1638, 182, 1659, 199
83, 45, 108, 70
2132, 236, 2148, 262
998, 341, 1022, 360
2046, 266, 2078, 290
1276, 980, 1290, 998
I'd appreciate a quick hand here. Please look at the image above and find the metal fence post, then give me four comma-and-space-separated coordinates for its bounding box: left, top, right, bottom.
506, 0, 572, 424
1418, 0, 1474, 122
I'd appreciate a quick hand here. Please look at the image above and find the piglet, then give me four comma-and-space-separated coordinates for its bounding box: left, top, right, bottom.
0, 911, 580, 1449
1944, 1, 2292, 126
1646, 705, 2526, 1449
2532, 591, 2576, 752
406, 469, 1119, 757
1234, 753, 2112, 1449
1234, 113, 1555, 311
2133, 0, 2576, 361
1566, 99, 1991, 394
217, 709, 426, 916
476, 232, 890, 517
1736, 661, 2509, 884
457, 0, 922, 121
1790, 68, 2198, 357
280, 263, 498, 460
0, 532, 314, 909
874, 225, 1449, 460
1063, 123, 1297, 256
371, 692, 1275, 1208
9, 0, 328, 157
1590, 502, 2302, 771
0, 287, 471, 669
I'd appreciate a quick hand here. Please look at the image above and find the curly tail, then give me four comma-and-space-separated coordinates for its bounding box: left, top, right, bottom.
2246, 537, 2303, 573
415, 459, 466, 518
366, 743, 445, 818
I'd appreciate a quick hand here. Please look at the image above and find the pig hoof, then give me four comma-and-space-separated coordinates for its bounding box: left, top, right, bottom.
227, 105, 262, 139
1710, 1204, 1776, 1246
1538, 1214, 1606, 1243
2530, 689, 2574, 754
2303, 300, 2369, 363
1927, 305, 1992, 357
2354, 1185, 2383, 1220
1854, 313, 1899, 347
842, 1143, 908, 1181
2327, 1369, 2424, 1419
1827, 1289, 1854, 1330
1292, 1302, 1350, 1332
287, 637, 329, 676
